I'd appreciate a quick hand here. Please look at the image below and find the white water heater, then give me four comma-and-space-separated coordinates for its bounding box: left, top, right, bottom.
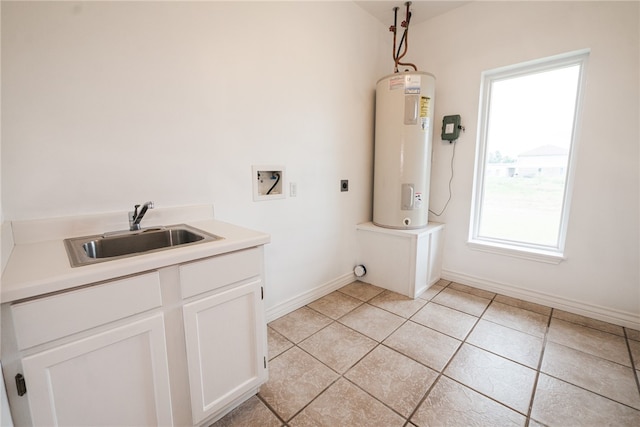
373, 71, 436, 229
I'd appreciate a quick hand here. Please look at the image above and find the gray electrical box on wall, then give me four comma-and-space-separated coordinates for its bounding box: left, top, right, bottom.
441, 114, 462, 141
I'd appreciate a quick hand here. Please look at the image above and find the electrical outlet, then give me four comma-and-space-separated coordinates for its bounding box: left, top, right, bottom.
341, 180, 349, 192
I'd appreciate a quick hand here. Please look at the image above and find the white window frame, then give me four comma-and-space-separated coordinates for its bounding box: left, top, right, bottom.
468, 49, 589, 264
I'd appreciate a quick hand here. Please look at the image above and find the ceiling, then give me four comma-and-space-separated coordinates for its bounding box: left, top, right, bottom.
354, 1, 471, 26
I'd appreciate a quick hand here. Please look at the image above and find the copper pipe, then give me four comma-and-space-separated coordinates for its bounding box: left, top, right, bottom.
394, 3, 412, 71
391, 7, 398, 69
397, 3, 415, 71
396, 61, 418, 71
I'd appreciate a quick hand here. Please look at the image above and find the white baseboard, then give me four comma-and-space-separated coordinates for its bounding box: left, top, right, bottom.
266, 273, 356, 322
442, 269, 640, 330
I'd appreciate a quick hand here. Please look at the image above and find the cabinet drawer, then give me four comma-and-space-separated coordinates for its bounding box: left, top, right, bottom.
12, 272, 162, 350
179, 248, 261, 299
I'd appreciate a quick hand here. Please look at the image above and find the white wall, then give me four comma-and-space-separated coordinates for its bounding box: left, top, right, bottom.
416, 1, 639, 326
1, 1, 387, 313
4, 1, 638, 327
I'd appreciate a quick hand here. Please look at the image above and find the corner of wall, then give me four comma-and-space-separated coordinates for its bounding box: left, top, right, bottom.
1, 222, 14, 275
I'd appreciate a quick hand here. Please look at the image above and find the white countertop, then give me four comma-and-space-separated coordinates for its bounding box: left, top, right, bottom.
1, 208, 270, 303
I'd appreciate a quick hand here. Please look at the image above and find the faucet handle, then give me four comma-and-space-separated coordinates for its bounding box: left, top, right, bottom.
133, 204, 140, 218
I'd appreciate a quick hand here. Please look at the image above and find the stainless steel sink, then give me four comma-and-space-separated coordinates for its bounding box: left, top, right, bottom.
64, 224, 222, 267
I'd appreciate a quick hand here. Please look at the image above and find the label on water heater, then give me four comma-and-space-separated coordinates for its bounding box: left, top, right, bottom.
415, 192, 423, 208
420, 96, 431, 131
389, 76, 404, 90
420, 97, 430, 117
405, 75, 421, 94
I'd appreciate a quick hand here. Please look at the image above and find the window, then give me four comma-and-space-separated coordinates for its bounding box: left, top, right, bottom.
469, 50, 588, 262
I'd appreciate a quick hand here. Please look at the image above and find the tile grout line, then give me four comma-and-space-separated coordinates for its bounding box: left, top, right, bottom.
623, 328, 640, 396
449, 286, 549, 376
539, 317, 640, 412
538, 317, 640, 411
524, 307, 554, 427
411, 288, 554, 422
341, 370, 413, 423
438, 292, 538, 418
402, 287, 496, 425
254, 392, 289, 426
286, 310, 372, 423
337, 300, 419, 424
270, 322, 346, 424
435, 288, 558, 421
265, 308, 346, 424
399, 283, 458, 427
260, 281, 639, 426
266, 286, 411, 425
284, 284, 450, 425
538, 372, 640, 412
335, 288, 455, 423
281, 321, 410, 423
386, 281, 526, 424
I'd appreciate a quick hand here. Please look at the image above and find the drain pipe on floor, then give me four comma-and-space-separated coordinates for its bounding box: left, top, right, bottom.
354, 265, 367, 278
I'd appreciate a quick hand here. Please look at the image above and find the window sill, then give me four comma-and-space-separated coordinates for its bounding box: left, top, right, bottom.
467, 239, 565, 264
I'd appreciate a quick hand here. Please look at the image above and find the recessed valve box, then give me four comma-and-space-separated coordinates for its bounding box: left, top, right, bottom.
252, 165, 285, 201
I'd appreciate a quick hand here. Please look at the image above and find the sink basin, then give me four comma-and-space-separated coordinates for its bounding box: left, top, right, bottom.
64, 224, 222, 267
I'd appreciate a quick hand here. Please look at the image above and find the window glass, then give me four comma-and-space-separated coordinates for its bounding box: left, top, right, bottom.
471, 51, 587, 256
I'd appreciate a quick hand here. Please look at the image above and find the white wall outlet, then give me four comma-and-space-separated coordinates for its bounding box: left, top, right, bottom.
252, 165, 286, 201
290, 182, 297, 197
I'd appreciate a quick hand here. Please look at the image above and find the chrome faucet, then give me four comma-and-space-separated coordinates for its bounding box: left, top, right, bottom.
129, 201, 154, 231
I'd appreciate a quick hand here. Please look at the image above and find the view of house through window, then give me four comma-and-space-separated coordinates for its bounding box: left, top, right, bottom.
471, 51, 587, 255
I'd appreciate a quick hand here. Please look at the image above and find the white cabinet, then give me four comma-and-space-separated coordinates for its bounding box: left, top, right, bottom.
183, 279, 266, 424
2, 246, 268, 427
356, 222, 445, 298
179, 247, 267, 425
4, 272, 173, 426
21, 314, 173, 426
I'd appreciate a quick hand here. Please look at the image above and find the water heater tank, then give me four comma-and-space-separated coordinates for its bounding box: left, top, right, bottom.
373, 71, 435, 229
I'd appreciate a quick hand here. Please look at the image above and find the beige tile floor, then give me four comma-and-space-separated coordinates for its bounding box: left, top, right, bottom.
213, 280, 640, 426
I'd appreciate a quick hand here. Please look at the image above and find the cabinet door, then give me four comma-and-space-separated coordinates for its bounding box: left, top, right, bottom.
21, 314, 173, 426
183, 279, 266, 424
